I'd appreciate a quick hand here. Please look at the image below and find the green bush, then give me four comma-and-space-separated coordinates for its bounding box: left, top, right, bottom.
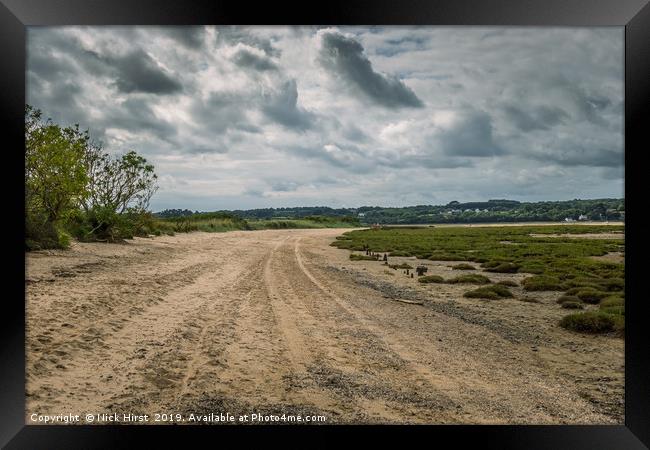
557, 295, 581, 304
447, 274, 491, 284
600, 305, 624, 316
497, 280, 518, 287
574, 288, 609, 304
597, 277, 625, 292
452, 263, 476, 270
26, 211, 67, 250
463, 284, 513, 299
600, 296, 624, 308
522, 276, 564, 291
389, 263, 413, 269
559, 311, 617, 333
418, 275, 445, 283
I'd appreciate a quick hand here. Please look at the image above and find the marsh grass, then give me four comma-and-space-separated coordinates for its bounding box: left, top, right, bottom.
333, 224, 624, 329
446, 274, 492, 285
556, 295, 581, 304
418, 275, 445, 283
559, 311, 620, 334
522, 276, 564, 291
463, 284, 513, 300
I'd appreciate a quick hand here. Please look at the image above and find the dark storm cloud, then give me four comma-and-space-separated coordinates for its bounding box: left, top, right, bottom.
318, 32, 424, 109
261, 80, 313, 130
109, 50, 183, 94
438, 111, 505, 157
232, 48, 278, 71
108, 97, 177, 139
538, 147, 623, 168
191, 91, 256, 134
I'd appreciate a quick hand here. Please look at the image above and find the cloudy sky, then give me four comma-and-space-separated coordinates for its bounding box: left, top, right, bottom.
27, 26, 624, 211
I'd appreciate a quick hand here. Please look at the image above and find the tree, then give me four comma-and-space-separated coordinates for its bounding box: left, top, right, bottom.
82, 147, 158, 215
25, 105, 89, 224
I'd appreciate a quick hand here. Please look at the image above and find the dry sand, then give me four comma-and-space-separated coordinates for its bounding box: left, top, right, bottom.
25, 228, 624, 424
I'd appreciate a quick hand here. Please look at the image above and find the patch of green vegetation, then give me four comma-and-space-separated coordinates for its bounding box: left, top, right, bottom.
600, 305, 624, 316
559, 311, 619, 334
333, 224, 624, 330
389, 263, 413, 270
522, 276, 564, 291
446, 274, 492, 285
600, 296, 624, 308
452, 263, 476, 270
248, 215, 359, 230
497, 280, 518, 287
557, 295, 581, 304
418, 275, 445, 283
573, 288, 609, 304
463, 284, 513, 300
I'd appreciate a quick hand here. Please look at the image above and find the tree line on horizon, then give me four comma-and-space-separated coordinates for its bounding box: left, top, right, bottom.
155, 198, 625, 225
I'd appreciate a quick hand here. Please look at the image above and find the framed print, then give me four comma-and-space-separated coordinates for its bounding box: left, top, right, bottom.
1, 0, 649, 448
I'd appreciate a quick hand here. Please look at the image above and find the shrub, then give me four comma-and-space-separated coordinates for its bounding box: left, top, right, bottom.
600, 296, 624, 308
463, 284, 513, 299
557, 295, 581, 304
600, 305, 624, 316
484, 262, 520, 273
26, 210, 67, 250
447, 274, 491, 285
452, 263, 476, 270
389, 263, 413, 269
597, 277, 625, 292
559, 312, 617, 333
574, 288, 609, 304
418, 275, 445, 283
561, 301, 584, 309
497, 280, 518, 287
522, 276, 563, 291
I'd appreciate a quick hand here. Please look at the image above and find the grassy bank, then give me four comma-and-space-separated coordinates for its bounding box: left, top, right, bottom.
332, 224, 624, 335
153, 213, 360, 235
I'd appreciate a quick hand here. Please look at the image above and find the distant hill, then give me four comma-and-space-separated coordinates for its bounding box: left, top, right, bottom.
155, 198, 624, 225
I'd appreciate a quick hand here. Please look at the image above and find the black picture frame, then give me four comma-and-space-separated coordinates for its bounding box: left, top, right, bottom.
1, 1, 648, 448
